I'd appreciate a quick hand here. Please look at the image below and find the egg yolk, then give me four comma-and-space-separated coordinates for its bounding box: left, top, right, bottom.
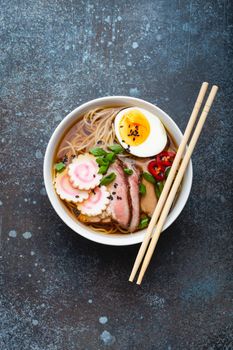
119, 109, 150, 146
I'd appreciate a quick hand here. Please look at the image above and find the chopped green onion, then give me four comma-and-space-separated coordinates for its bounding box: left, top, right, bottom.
155, 183, 160, 199
165, 166, 171, 178
90, 147, 107, 156
142, 172, 156, 184
155, 181, 164, 198
100, 172, 116, 186
108, 144, 124, 154
139, 216, 150, 229
105, 152, 116, 162
55, 162, 66, 172
96, 157, 109, 166
139, 183, 146, 195
123, 168, 133, 175
98, 164, 109, 175
157, 181, 164, 194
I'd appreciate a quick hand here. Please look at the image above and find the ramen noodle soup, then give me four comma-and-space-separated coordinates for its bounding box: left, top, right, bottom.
53, 106, 178, 234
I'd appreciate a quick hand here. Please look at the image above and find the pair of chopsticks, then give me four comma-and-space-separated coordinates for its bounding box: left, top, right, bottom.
129, 82, 218, 285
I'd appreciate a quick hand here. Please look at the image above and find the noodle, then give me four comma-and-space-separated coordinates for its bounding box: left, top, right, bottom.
88, 224, 119, 235
58, 107, 122, 158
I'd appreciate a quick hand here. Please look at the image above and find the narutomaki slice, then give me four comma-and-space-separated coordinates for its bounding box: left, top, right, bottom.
68, 154, 102, 190
55, 169, 89, 203
77, 186, 110, 216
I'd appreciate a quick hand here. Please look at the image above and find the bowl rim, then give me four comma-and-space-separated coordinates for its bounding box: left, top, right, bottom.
43, 96, 193, 246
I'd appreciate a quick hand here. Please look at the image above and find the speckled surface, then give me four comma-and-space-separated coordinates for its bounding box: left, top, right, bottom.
1, 1, 233, 349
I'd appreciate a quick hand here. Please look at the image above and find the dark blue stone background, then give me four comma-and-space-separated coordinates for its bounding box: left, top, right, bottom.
1, 0, 232, 349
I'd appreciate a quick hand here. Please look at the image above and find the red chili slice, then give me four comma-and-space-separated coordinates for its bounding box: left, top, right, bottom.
157, 151, 176, 167
148, 160, 165, 181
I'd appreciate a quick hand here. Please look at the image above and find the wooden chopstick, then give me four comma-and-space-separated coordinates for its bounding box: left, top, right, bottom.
136, 85, 218, 285
129, 82, 209, 282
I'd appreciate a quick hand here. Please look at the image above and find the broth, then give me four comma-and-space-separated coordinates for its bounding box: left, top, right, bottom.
53, 106, 179, 235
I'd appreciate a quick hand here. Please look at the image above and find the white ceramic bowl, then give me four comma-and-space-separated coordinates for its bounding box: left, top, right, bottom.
44, 96, 193, 246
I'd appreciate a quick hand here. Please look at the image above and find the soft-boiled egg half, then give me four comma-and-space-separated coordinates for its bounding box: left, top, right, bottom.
114, 107, 167, 157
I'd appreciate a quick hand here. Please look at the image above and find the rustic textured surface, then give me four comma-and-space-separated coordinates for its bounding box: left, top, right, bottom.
1, 0, 233, 349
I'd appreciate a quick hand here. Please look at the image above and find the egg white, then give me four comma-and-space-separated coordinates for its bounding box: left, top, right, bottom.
114, 107, 167, 157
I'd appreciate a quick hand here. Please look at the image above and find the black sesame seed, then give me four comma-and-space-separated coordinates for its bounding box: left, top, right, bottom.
117, 196, 122, 200
112, 191, 116, 195
133, 138, 135, 141
72, 208, 80, 216
97, 140, 102, 144
63, 155, 68, 163
93, 174, 96, 178
75, 195, 79, 198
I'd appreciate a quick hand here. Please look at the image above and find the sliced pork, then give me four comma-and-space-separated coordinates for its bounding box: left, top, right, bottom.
140, 178, 157, 216
107, 160, 131, 229
135, 158, 158, 217
123, 159, 141, 232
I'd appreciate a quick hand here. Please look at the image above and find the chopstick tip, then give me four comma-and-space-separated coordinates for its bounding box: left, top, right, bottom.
129, 270, 135, 282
